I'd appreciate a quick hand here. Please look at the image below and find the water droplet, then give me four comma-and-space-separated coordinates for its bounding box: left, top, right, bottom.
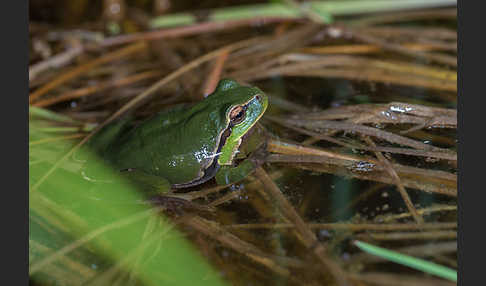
318, 230, 331, 240
327, 27, 342, 38
389, 105, 414, 113
348, 161, 375, 172
381, 110, 397, 120
341, 252, 351, 261
230, 184, 241, 191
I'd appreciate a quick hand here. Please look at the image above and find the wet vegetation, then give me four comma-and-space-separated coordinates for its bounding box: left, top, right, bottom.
30, 1, 457, 285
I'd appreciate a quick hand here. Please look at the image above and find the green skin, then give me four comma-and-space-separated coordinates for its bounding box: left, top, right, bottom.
87, 79, 268, 193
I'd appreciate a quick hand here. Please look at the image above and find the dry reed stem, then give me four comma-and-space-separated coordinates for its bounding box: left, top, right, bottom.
275, 124, 456, 161
268, 55, 456, 82
202, 49, 229, 96
295, 163, 456, 196
254, 167, 351, 286
225, 24, 322, 70
207, 189, 243, 207
300, 102, 457, 129
298, 42, 455, 54
349, 272, 455, 286
29, 42, 147, 103
271, 116, 448, 152
182, 216, 292, 277
358, 230, 456, 241
266, 153, 456, 184
348, 7, 456, 26
268, 138, 366, 162
227, 222, 456, 231
96, 17, 298, 48
231, 54, 457, 92
343, 26, 457, 67
184, 184, 230, 201
264, 145, 457, 196
33, 70, 162, 107
363, 136, 423, 224
378, 205, 456, 223
264, 69, 456, 92
29, 41, 84, 82
358, 26, 457, 41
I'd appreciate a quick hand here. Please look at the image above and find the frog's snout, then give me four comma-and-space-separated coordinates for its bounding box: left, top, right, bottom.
256, 93, 269, 111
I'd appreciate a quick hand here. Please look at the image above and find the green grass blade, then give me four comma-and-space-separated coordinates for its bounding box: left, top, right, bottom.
29, 106, 77, 123
150, 0, 456, 28
354, 240, 457, 282
30, 117, 229, 286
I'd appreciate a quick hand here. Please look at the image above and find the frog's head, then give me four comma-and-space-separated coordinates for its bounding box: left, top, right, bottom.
208, 79, 268, 166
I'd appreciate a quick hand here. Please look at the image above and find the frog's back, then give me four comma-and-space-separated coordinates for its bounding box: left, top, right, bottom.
101, 105, 222, 185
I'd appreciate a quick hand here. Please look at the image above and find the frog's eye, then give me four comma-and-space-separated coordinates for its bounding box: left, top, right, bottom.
229, 105, 246, 125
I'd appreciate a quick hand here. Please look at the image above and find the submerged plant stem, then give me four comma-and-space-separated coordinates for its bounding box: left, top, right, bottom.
254, 167, 350, 286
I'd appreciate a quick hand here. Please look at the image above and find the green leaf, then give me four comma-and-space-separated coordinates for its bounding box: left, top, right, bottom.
30, 112, 228, 286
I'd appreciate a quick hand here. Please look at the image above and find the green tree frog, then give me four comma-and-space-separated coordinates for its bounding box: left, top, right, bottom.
86, 79, 268, 194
